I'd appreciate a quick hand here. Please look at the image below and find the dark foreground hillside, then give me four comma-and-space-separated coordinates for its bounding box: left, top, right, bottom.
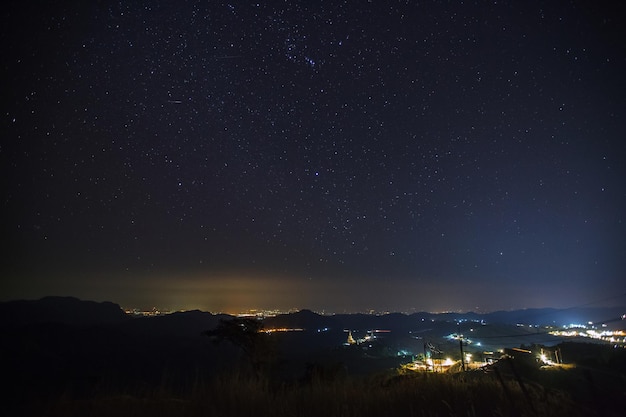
11, 360, 626, 417
1, 298, 624, 416
5, 338, 626, 416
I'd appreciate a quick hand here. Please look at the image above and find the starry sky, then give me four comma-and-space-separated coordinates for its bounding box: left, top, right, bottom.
2, 1, 625, 313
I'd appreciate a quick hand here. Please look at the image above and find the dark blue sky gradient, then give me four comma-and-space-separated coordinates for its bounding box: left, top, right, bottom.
2, 1, 625, 312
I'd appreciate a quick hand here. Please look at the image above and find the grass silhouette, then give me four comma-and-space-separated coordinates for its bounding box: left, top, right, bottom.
42, 365, 594, 417
7, 340, 625, 416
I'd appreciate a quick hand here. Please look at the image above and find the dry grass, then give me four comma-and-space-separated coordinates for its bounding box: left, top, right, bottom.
36, 368, 595, 417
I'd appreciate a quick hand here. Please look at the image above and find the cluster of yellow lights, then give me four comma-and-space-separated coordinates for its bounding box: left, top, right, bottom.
425, 358, 456, 367
124, 307, 171, 317
262, 327, 305, 333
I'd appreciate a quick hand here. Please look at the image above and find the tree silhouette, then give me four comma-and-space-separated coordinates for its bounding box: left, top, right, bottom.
204, 317, 274, 378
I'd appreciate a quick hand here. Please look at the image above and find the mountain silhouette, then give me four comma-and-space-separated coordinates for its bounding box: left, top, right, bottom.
0, 296, 128, 327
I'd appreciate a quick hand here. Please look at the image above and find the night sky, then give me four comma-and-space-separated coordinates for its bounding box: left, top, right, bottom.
2, 1, 625, 313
